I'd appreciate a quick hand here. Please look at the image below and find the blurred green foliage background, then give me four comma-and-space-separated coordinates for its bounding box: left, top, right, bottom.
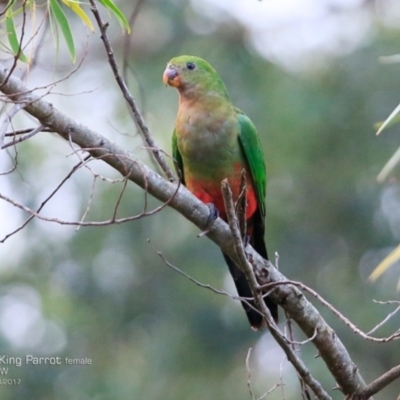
0, 0, 399, 399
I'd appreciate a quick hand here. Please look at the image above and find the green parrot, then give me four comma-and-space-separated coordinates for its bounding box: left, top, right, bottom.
163, 55, 277, 329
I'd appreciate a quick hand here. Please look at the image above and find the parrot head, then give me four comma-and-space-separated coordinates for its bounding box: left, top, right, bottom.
163, 55, 228, 98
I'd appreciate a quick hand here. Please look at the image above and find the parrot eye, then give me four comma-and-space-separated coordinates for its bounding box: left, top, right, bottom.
186, 62, 196, 71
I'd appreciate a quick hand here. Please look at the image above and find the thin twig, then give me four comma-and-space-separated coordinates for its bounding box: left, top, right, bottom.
148, 240, 272, 320
236, 169, 247, 239
0, 0, 14, 17
0, 103, 27, 149
260, 280, 400, 343
148, 240, 231, 297
245, 348, 282, 400
367, 300, 400, 335
122, 0, 146, 112
76, 172, 98, 230
0, 0, 28, 89
350, 364, 400, 400
4, 127, 53, 136
246, 348, 256, 400
89, 0, 175, 181
0, 157, 88, 242
111, 175, 129, 221
221, 179, 260, 297
0, 176, 180, 229
221, 179, 332, 400
284, 316, 311, 400
1, 124, 44, 149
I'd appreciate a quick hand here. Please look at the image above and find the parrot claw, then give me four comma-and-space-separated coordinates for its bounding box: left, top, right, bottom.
244, 234, 250, 246
205, 203, 219, 222
197, 203, 219, 237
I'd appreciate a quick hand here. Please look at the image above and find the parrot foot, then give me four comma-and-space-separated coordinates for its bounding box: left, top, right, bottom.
244, 234, 250, 246
197, 203, 219, 237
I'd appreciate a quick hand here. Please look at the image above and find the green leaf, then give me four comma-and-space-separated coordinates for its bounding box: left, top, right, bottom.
5, 7, 29, 63
49, 0, 76, 63
61, 0, 94, 31
98, 0, 131, 33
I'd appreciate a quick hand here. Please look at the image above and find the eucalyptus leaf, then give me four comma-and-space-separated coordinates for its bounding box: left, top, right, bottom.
98, 0, 131, 33
5, 9, 28, 63
49, 0, 76, 62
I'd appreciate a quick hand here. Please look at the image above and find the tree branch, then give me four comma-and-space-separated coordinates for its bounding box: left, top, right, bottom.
0, 62, 369, 397
260, 281, 400, 342
348, 364, 400, 400
89, 0, 175, 181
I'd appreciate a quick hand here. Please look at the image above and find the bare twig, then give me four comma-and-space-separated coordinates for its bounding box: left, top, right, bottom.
89, 0, 175, 181
284, 316, 311, 400
245, 348, 282, 400
0, 173, 180, 228
221, 179, 332, 400
236, 169, 247, 239
221, 179, 260, 302
261, 383, 282, 399
0, 0, 28, 88
0, 103, 27, 148
349, 364, 400, 400
4, 127, 52, 137
260, 280, 400, 343
148, 240, 278, 323
367, 300, 400, 335
0, 0, 14, 17
1, 124, 44, 149
111, 175, 129, 221
246, 348, 256, 400
148, 240, 232, 296
122, 0, 146, 103
76, 172, 98, 230
0, 157, 88, 242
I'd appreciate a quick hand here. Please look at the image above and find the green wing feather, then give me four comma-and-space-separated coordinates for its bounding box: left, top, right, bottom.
236, 109, 266, 218
172, 129, 185, 184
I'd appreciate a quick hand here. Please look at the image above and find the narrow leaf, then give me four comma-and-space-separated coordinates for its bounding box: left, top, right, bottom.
379, 54, 400, 64
376, 102, 400, 136
61, 0, 94, 31
374, 114, 400, 131
5, 10, 28, 63
369, 244, 400, 281
377, 145, 400, 183
49, 0, 76, 62
98, 0, 131, 33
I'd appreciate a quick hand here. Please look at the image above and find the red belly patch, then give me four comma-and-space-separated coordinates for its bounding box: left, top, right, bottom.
186, 175, 258, 221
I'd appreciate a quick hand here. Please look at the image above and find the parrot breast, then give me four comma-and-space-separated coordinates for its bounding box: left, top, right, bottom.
175, 99, 258, 221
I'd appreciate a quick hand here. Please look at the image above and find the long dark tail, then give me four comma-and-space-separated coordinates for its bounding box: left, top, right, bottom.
223, 215, 277, 329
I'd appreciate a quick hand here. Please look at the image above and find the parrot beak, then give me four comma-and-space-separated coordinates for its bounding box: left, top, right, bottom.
163, 65, 181, 87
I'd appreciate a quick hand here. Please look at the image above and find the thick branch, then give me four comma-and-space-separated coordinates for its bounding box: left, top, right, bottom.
0, 63, 369, 396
